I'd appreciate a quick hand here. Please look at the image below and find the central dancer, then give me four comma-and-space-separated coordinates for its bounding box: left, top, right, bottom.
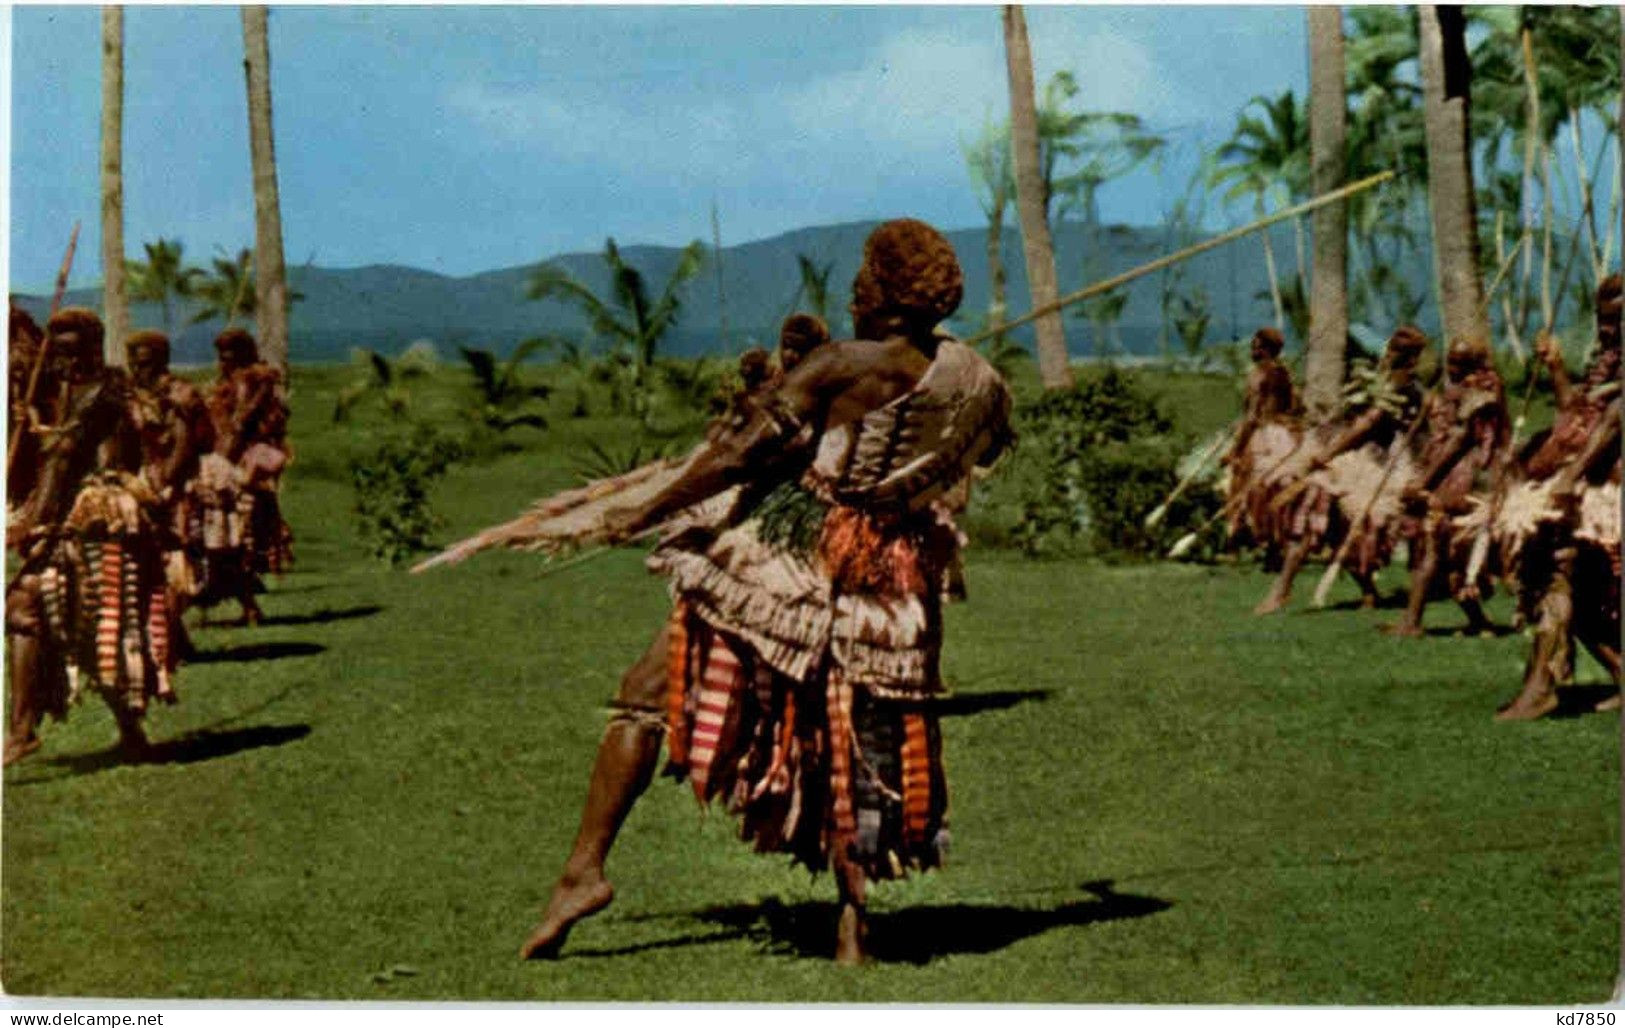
521, 219, 1014, 964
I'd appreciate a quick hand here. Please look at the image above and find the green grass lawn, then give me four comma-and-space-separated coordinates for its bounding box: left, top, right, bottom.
2, 363, 1615, 1003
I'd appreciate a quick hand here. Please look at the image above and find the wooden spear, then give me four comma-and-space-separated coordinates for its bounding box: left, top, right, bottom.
963, 171, 1397, 348
1306, 230, 1531, 608
8, 222, 82, 482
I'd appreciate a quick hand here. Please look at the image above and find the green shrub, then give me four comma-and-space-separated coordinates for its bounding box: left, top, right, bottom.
350, 426, 466, 565
995, 368, 1220, 559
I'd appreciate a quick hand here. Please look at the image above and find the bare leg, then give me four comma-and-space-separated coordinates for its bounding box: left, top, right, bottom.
1383, 535, 1435, 637
833, 851, 868, 966
1351, 569, 1381, 610
109, 702, 150, 761
1256, 540, 1309, 615
5, 578, 45, 767
5, 633, 44, 767
1497, 557, 1573, 722
521, 622, 671, 960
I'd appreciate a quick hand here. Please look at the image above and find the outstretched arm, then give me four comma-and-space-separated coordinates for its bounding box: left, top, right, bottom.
609, 347, 855, 539
1313, 407, 1387, 467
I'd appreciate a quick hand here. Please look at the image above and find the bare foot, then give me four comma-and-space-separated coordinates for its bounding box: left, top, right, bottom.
520, 873, 614, 960
1494, 690, 1559, 722
1379, 623, 1424, 638
834, 904, 867, 966
1253, 593, 1289, 616
1596, 693, 1621, 713
3, 736, 41, 767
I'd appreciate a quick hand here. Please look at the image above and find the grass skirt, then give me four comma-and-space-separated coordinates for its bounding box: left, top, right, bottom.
664, 602, 949, 881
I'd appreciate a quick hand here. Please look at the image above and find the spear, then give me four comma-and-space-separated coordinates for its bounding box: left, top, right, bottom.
8, 222, 82, 482
1306, 227, 1532, 608
963, 171, 1397, 348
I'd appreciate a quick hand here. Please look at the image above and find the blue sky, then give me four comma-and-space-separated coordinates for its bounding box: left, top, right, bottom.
10, 5, 1308, 291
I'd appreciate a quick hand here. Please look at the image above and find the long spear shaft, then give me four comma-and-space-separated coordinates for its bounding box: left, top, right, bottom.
8, 222, 82, 481
963, 171, 1397, 348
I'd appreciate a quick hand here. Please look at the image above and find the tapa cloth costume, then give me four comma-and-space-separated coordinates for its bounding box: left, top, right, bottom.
200, 362, 294, 600
421, 337, 1014, 881
8, 367, 180, 724
649, 339, 1013, 879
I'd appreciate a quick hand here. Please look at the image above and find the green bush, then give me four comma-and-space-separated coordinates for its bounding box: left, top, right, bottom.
350, 426, 466, 565
991, 367, 1220, 559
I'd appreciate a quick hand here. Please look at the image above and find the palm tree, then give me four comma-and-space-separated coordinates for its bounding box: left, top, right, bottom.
1002, 4, 1072, 389
788, 253, 835, 324
1305, 6, 1349, 420
962, 116, 1015, 344
1210, 90, 1309, 335
242, 6, 291, 373
188, 249, 256, 325
526, 238, 706, 417
100, 6, 128, 362
1418, 4, 1489, 352
125, 239, 202, 335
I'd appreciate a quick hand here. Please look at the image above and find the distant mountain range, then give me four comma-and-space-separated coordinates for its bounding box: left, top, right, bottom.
13, 218, 1437, 366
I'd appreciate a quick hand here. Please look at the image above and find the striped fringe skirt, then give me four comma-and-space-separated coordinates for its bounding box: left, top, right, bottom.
664, 602, 949, 881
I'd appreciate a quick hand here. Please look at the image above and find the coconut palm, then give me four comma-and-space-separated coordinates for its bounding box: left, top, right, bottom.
1304, 5, 1349, 420
786, 253, 835, 325
126, 239, 202, 336
1210, 90, 1310, 335
242, 6, 291, 372
1418, 4, 1489, 351
525, 238, 706, 418
100, 6, 128, 361
1002, 4, 1072, 389
188, 249, 256, 326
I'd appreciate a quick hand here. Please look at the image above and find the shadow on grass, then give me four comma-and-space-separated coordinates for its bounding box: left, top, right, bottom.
1421, 623, 1519, 639
257, 605, 383, 628
574, 880, 1169, 964
1318, 591, 1407, 613
189, 641, 328, 664
1548, 684, 1622, 719
936, 688, 1053, 717
11, 723, 312, 786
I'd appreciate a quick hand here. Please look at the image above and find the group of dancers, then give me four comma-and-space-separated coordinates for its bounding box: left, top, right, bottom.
4, 307, 293, 765
1224, 274, 1622, 721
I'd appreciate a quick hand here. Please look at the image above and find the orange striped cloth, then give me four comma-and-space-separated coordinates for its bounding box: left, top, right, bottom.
687, 633, 745, 800
826, 668, 856, 842
665, 603, 692, 767
900, 711, 931, 845
96, 540, 123, 686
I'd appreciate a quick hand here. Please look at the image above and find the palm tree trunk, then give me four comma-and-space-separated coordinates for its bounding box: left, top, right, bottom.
1003, 5, 1073, 389
99, 6, 128, 364
1259, 198, 1286, 332
242, 6, 290, 373
1305, 5, 1348, 421
1516, 26, 1540, 335
1417, 4, 1489, 351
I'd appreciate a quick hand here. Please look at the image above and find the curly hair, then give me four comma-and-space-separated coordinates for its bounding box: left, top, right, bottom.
850, 219, 963, 335
1251, 326, 1285, 356
214, 327, 260, 359
779, 313, 830, 355
46, 307, 105, 351
1385, 325, 1429, 364
124, 329, 171, 361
